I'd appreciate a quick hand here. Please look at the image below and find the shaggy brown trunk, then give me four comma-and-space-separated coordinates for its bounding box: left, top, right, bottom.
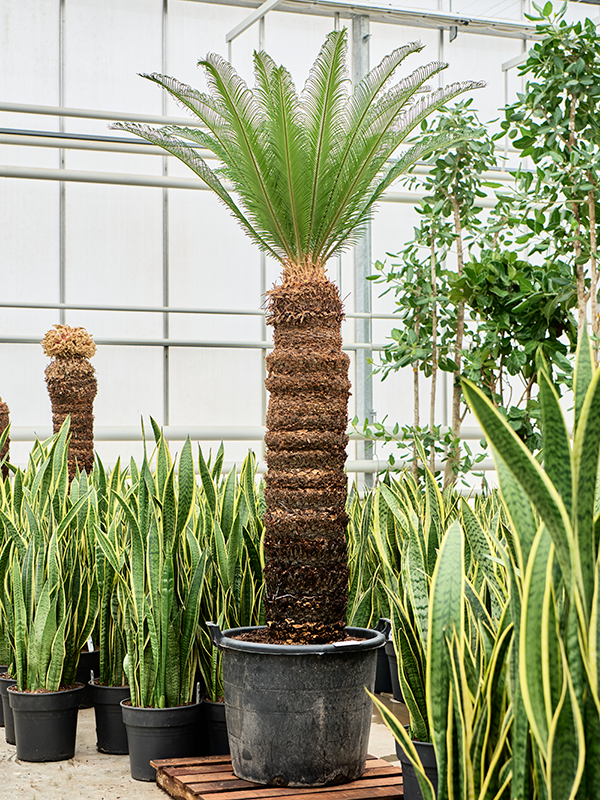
45, 358, 97, 481
0, 398, 9, 480
263, 275, 350, 645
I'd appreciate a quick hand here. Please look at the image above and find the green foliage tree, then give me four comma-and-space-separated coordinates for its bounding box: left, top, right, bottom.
114, 29, 482, 643
501, 0, 600, 357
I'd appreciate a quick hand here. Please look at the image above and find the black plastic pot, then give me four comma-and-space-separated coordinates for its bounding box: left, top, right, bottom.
9, 683, 84, 762
0, 673, 17, 744
202, 697, 229, 755
76, 649, 100, 708
209, 622, 386, 788
385, 640, 404, 702
121, 700, 203, 782
396, 739, 438, 799
90, 680, 130, 755
0, 667, 5, 726
373, 620, 393, 694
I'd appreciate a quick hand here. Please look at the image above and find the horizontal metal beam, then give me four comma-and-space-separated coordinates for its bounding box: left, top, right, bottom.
0, 335, 387, 351
0, 164, 498, 207
10, 424, 487, 442
0, 301, 399, 322
0, 101, 201, 127
185, 0, 539, 38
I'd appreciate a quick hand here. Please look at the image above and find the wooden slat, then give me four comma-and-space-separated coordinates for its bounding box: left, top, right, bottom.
154, 754, 403, 800
152, 754, 232, 768
191, 775, 403, 800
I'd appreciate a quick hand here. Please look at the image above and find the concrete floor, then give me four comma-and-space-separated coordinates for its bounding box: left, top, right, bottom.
0, 694, 407, 799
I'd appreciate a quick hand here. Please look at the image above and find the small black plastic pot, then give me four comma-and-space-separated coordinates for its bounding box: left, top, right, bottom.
209, 622, 386, 788
373, 620, 393, 694
9, 683, 84, 762
385, 640, 404, 702
121, 700, 203, 782
75, 649, 100, 709
90, 680, 130, 755
0, 666, 5, 726
0, 673, 17, 744
201, 697, 229, 755
396, 738, 438, 799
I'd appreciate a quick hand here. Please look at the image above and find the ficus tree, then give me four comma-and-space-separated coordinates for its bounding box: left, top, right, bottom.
114, 29, 482, 643
501, 0, 600, 357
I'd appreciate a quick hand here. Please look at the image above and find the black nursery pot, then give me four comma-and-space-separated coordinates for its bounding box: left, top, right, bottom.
201, 697, 229, 755
396, 739, 438, 800
76, 649, 100, 708
121, 700, 203, 782
0, 667, 5, 727
385, 640, 404, 703
90, 680, 130, 755
9, 683, 84, 762
209, 623, 386, 788
0, 673, 17, 744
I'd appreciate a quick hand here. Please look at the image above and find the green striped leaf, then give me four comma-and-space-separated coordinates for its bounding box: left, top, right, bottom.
463, 379, 573, 596
574, 328, 594, 432
426, 519, 464, 792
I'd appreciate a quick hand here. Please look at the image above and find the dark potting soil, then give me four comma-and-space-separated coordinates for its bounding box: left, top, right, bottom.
7, 683, 82, 694
233, 629, 366, 646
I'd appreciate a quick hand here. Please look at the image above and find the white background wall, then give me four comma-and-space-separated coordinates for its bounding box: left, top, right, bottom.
0, 0, 593, 475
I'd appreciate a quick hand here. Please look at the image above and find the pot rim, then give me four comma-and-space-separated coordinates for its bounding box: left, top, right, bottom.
209, 624, 386, 655
120, 699, 201, 712
7, 682, 84, 696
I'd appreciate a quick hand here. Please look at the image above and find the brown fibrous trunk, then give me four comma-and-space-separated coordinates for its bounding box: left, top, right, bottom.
263, 275, 350, 645
0, 398, 9, 480
45, 357, 97, 481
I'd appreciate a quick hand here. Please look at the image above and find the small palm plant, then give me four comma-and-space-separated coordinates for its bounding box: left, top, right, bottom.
115, 29, 483, 644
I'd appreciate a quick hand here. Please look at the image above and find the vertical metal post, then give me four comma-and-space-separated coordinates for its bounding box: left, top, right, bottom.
162, 0, 170, 426
59, 0, 66, 324
259, 15, 265, 49
352, 15, 373, 489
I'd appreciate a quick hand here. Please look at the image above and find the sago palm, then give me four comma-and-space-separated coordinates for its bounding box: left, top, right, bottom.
115, 28, 482, 644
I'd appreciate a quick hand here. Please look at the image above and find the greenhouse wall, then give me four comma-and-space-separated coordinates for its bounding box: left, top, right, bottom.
0, 0, 594, 478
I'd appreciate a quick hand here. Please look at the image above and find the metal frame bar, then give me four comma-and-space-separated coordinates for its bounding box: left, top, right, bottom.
183, 0, 539, 38
0, 335, 387, 351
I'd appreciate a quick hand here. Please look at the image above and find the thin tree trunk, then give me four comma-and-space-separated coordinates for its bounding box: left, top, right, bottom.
263, 275, 350, 644
0, 398, 9, 481
444, 196, 465, 490
588, 187, 598, 364
413, 315, 420, 481
429, 228, 438, 474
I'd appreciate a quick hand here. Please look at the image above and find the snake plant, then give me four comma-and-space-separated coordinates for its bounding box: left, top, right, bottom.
0, 420, 98, 691
96, 432, 206, 708
462, 331, 600, 799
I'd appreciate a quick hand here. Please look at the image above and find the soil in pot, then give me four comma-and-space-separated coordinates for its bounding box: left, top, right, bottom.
396, 739, 438, 799
385, 640, 404, 703
121, 700, 203, 782
90, 680, 130, 755
201, 697, 229, 755
0, 673, 17, 744
8, 683, 85, 762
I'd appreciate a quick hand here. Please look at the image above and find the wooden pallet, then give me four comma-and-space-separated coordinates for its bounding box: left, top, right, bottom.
151, 754, 403, 800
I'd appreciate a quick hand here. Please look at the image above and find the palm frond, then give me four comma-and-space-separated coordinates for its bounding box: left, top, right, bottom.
254, 51, 311, 260
299, 30, 350, 250
142, 73, 227, 131
121, 30, 483, 274
111, 121, 279, 260
199, 53, 295, 262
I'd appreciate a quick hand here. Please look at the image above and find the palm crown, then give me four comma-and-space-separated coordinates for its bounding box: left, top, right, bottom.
114, 29, 483, 277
